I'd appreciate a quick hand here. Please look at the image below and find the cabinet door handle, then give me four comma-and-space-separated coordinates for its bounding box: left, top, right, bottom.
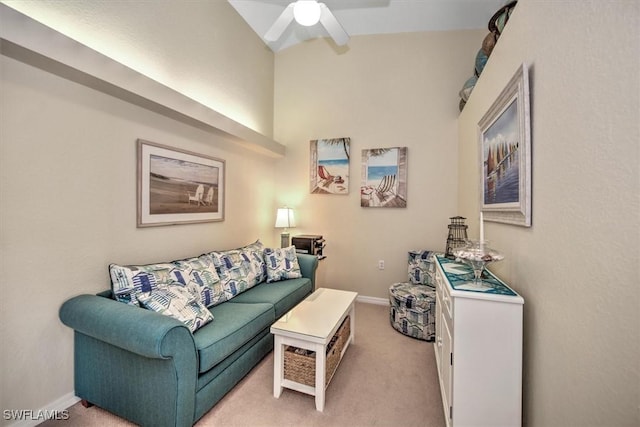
437, 337, 442, 348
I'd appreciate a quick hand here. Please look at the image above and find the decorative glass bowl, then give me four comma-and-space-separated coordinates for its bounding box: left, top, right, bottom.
453, 240, 504, 290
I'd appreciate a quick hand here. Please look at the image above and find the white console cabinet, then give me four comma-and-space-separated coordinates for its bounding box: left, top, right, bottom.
433, 256, 524, 427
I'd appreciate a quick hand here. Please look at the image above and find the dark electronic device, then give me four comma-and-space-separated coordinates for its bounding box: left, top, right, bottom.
292, 234, 325, 259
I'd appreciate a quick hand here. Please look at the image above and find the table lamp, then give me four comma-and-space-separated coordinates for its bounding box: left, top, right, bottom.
275, 208, 296, 248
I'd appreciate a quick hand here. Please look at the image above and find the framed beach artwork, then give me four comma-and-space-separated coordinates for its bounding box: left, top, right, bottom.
360, 147, 408, 208
479, 62, 531, 226
310, 138, 350, 195
137, 139, 225, 227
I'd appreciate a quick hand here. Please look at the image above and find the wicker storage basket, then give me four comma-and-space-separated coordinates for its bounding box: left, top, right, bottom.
284, 315, 351, 387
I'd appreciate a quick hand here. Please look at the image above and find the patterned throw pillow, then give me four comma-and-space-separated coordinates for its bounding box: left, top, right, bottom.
264, 246, 302, 283
110, 240, 267, 308
209, 249, 253, 299
241, 240, 267, 285
408, 250, 436, 287
172, 254, 223, 307
137, 284, 213, 333
110, 262, 185, 306
110, 253, 222, 307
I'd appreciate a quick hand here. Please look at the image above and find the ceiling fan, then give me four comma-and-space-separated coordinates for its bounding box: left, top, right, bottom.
264, 0, 350, 46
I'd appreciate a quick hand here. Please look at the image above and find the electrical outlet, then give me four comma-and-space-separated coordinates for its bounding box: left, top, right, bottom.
378, 260, 385, 270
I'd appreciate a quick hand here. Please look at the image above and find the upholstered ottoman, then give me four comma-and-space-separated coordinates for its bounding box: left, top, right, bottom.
389, 283, 436, 341
388, 250, 437, 341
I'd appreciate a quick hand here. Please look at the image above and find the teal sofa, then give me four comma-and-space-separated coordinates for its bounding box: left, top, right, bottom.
59, 247, 318, 427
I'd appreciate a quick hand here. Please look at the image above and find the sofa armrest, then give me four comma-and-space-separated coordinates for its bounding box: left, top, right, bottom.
59, 294, 195, 359
60, 294, 198, 426
296, 253, 319, 289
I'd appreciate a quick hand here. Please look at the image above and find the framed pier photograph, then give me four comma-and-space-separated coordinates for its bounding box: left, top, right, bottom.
478, 63, 531, 227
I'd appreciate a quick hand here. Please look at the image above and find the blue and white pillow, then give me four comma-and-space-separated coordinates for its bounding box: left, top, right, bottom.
209, 249, 253, 299
110, 262, 184, 306
172, 253, 223, 308
241, 240, 267, 285
264, 246, 302, 283
110, 240, 267, 308
408, 250, 436, 287
137, 284, 213, 333
110, 253, 222, 307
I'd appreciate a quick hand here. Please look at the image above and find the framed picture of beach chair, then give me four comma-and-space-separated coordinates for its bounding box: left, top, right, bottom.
310, 138, 350, 195
137, 139, 225, 227
360, 147, 408, 208
479, 62, 531, 227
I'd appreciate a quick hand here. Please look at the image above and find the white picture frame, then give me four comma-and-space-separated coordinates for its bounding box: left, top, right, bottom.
478, 63, 531, 227
137, 139, 225, 227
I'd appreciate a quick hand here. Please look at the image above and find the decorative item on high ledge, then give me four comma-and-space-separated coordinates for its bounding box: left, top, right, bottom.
458, 0, 518, 111
275, 207, 296, 248
445, 216, 468, 258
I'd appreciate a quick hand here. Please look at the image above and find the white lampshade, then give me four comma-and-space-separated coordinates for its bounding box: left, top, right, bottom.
293, 1, 321, 26
275, 208, 296, 229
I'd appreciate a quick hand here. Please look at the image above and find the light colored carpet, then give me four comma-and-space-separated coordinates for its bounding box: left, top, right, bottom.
41, 302, 445, 427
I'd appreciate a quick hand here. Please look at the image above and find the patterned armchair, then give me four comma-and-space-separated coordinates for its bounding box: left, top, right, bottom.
389, 250, 437, 341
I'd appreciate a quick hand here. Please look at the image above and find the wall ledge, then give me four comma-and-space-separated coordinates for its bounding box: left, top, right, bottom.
0, 3, 285, 158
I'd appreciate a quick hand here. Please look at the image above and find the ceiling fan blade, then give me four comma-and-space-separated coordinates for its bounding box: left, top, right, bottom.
264, 3, 295, 42
319, 3, 350, 46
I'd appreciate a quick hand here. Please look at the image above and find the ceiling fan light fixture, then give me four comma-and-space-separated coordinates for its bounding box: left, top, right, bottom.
293, 0, 321, 26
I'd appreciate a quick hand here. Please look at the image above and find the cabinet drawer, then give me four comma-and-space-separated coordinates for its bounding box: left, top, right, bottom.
436, 268, 453, 319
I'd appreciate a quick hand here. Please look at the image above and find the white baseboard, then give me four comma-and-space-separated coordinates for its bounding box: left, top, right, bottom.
356, 295, 389, 306
7, 393, 79, 427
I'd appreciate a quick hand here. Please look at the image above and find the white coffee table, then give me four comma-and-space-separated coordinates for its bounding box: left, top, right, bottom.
270, 287, 357, 411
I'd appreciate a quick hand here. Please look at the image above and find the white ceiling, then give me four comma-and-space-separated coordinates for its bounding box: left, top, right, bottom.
228, 0, 509, 52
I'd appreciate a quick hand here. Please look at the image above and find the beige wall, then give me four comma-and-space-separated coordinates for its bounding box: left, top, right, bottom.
458, 0, 639, 425
2, 0, 275, 136
0, 1, 277, 422
274, 30, 484, 298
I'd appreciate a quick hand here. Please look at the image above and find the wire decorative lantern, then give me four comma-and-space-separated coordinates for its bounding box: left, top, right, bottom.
445, 216, 468, 258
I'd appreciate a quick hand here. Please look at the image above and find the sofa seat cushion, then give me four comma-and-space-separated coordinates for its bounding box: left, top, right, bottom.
194, 302, 274, 373
227, 278, 312, 318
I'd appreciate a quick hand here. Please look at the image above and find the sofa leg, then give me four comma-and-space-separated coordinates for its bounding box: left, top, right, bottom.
80, 399, 94, 408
